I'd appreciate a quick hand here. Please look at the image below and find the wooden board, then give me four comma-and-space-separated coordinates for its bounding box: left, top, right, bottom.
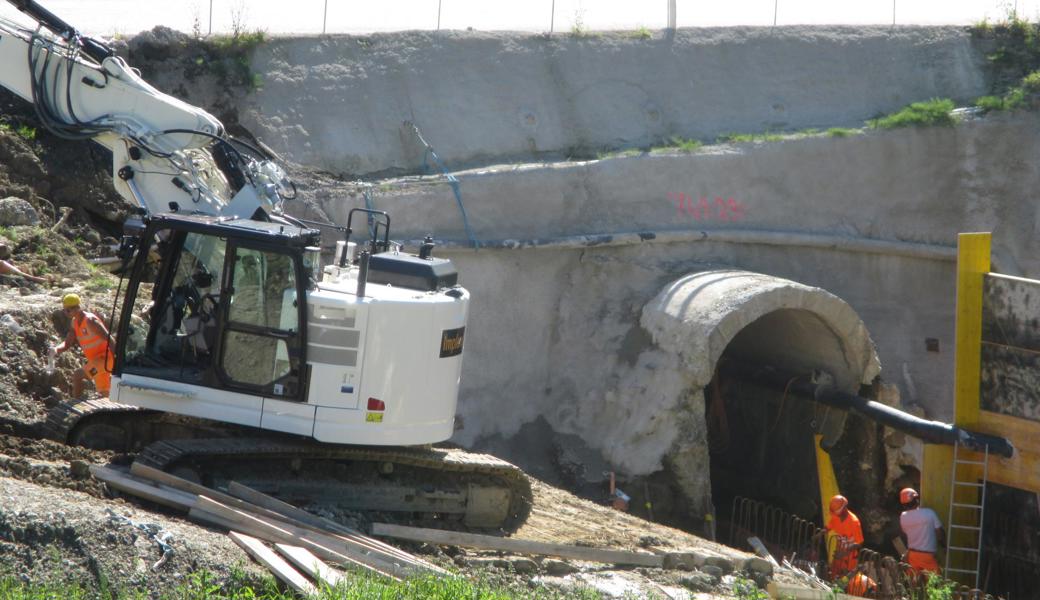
371, 522, 665, 567
768, 581, 870, 600
227, 481, 433, 570
90, 465, 195, 511
276, 544, 346, 589
229, 532, 317, 596
193, 496, 413, 579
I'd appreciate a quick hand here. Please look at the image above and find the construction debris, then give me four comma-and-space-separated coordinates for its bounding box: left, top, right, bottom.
89, 463, 444, 587
371, 522, 666, 567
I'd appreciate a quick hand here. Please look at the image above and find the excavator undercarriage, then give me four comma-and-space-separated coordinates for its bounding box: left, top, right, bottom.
46, 399, 533, 532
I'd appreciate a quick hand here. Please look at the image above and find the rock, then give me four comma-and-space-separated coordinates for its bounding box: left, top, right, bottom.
664, 549, 707, 570
742, 556, 773, 576
543, 559, 578, 576
464, 557, 510, 570
703, 555, 734, 574
680, 572, 717, 592
69, 460, 90, 479
510, 558, 538, 574
0, 197, 40, 226
701, 565, 724, 580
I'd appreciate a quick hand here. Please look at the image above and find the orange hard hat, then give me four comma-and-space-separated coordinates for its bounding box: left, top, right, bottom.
900, 487, 919, 504
848, 573, 877, 596
829, 494, 848, 514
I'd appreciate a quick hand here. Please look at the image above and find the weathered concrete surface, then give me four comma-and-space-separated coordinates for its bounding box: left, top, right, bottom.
306, 113, 1040, 441
239, 26, 991, 176
981, 273, 1040, 422
635, 269, 881, 512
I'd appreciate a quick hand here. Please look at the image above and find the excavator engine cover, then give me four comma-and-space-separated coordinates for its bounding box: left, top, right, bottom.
367, 253, 458, 291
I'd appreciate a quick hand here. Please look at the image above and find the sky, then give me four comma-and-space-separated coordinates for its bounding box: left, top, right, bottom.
0, 0, 1034, 37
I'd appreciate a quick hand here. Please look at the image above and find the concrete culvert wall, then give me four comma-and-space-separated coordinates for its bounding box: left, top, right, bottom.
639, 269, 881, 523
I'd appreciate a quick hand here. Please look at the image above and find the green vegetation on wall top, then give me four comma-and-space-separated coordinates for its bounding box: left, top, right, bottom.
869, 98, 956, 129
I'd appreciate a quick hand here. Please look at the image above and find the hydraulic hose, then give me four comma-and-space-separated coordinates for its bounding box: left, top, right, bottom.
719, 361, 1014, 458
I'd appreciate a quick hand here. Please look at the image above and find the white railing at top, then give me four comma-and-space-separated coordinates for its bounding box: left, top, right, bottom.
0, 0, 1033, 38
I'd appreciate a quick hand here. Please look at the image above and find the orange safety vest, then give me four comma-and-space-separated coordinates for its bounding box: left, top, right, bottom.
74, 311, 110, 360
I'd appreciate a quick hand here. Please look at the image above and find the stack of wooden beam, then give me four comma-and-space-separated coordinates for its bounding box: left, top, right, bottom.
90, 463, 447, 595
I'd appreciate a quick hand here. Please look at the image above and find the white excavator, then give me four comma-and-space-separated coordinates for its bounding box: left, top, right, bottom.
0, 0, 530, 530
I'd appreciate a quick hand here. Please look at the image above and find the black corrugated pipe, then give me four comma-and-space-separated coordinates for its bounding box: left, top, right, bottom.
719, 361, 1014, 459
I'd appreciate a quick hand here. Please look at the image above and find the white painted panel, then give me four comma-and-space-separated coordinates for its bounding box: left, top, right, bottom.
260, 398, 316, 437
114, 374, 262, 428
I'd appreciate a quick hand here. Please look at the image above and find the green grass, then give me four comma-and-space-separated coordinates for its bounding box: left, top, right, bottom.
0, 570, 612, 600
869, 98, 955, 129
717, 131, 784, 143
85, 272, 114, 292
668, 136, 702, 152
826, 127, 858, 137
629, 26, 653, 39
16, 125, 35, 141
733, 576, 768, 600
972, 68, 1040, 112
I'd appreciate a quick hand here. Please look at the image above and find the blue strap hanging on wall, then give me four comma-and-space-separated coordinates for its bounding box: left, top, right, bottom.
406, 121, 479, 248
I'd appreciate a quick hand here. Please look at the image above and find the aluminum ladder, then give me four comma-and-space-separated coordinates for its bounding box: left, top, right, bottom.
944, 441, 988, 588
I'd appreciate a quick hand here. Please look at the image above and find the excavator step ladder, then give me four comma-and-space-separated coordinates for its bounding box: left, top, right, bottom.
944, 441, 988, 588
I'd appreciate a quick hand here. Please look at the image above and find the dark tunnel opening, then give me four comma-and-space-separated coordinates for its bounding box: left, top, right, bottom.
704, 308, 856, 555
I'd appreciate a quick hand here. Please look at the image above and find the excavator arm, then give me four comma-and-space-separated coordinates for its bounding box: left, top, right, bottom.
0, 0, 292, 219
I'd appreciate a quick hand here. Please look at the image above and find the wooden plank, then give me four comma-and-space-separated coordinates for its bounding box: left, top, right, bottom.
371, 522, 665, 567
276, 544, 346, 589
978, 410, 1040, 456
768, 581, 870, 600
226, 481, 431, 569
188, 504, 385, 579
90, 465, 196, 511
954, 232, 990, 429
130, 463, 292, 524
229, 532, 317, 597
194, 496, 418, 579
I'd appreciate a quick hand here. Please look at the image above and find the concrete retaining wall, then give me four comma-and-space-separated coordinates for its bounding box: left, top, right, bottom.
239, 26, 992, 176
305, 115, 1040, 453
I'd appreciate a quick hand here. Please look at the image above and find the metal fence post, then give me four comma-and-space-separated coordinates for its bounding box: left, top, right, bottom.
667, 0, 676, 30
208, 0, 213, 35
437, 0, 442, 30
550, 0, 555, 33
892, 0, 896, 25
773, 0, 778, 26
323, 0, 328, 34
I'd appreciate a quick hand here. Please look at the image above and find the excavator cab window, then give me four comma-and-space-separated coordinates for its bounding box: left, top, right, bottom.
219, 244, 301, 397
122, 231, 226, 384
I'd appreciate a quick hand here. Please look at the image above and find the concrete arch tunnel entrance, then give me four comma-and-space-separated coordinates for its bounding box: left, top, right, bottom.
639, 269, 881, 540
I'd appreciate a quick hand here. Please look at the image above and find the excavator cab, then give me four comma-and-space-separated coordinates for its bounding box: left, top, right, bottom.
113, 214, 320, 416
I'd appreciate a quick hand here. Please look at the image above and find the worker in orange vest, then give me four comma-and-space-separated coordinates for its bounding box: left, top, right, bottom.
53, 294, 115, 399
898, 487, 945, 574
827, 494, 864, 578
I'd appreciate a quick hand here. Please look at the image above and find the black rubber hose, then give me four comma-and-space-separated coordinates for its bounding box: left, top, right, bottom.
719, 361, 1014, 458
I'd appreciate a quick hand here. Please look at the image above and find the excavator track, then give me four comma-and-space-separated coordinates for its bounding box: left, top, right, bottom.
44, 398, 156, 449
44, 400, 533, 532
136, 438, 533, 532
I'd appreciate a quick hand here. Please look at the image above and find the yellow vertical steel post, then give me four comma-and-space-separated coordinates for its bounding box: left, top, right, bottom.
815, 434, 840, 565
922, 232, 989, 581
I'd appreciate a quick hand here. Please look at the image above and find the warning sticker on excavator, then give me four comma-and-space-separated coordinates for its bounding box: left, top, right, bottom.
366, 413, 383, 423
